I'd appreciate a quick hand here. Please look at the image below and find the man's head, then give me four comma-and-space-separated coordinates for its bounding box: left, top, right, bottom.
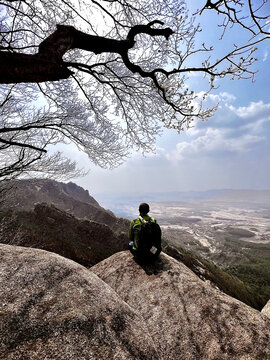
139, 202, 150, 215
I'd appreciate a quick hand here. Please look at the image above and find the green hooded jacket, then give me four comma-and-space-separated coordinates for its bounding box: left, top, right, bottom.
129, 214, 157, 250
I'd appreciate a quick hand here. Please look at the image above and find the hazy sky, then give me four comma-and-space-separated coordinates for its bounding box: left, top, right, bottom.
65, 3, 270, 197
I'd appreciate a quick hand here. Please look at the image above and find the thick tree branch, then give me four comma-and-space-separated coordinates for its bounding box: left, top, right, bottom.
0, 52, 73, 83
126, 20, 174, 42
0, 22, 174, 84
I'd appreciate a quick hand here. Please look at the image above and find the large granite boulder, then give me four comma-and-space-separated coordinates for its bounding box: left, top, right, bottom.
0, 244, 158, 360
262, 300, 270, 318
92, 251, 270, 360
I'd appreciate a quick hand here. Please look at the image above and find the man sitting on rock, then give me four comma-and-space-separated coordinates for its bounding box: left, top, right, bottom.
129, 202, 161, 261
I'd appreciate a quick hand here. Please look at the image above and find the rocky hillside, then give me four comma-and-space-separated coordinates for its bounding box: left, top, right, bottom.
0, 178, 129, 234
162, 243, 267, 311
0, 203, 128, 267
1, 244, 270, 360
0, 203, 264, 310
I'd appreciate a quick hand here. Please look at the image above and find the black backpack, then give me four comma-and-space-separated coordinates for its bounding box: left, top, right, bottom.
136, 217, 162, 258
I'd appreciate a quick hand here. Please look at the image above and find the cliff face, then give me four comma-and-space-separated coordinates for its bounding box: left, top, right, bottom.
1, 178, 99, 208
0, 179, 130, 266
0, 244, 158, 360
0, 179, 129, 234
92, 251, 270, 360
0, 203, 128, 267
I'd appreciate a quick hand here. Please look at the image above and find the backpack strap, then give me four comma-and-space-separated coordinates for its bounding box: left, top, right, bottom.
132, 216, 144, 231
134, 216, 155, 229
139, 216, 156, 223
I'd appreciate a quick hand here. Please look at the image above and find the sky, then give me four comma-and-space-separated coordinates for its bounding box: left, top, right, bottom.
65, 2, 270, 198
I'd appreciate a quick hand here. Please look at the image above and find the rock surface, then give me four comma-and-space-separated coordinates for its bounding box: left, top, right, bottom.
0, 244, 158, 360
2, 243, 270, 360
92, 251, 270, 360
262, 300, 270, 318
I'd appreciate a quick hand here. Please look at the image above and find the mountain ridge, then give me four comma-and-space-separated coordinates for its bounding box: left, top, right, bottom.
0, 202, 128, 267
0, 178, 130, 234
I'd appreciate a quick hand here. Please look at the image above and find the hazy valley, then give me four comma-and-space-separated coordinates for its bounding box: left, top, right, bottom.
97, 190, 269, 257
153, 200, 270, 262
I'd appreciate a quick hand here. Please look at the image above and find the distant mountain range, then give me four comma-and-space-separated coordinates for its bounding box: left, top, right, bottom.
96, 189, 270, 218
97, 188, 270, 204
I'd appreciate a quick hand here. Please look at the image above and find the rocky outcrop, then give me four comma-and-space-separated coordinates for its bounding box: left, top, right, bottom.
0, 244, 158, 360
92, 251, 270, 360
262, 300, 270, 318
0, 178, 129, 234
0, 203, 128, 267
2, 243, 269, 360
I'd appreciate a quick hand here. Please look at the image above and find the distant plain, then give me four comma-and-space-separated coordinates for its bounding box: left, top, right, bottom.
101, 189, 270, 267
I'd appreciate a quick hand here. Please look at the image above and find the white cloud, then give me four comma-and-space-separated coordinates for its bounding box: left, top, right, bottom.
196, 91, 236, 104
228, 101, 270, 119
219, 92, 236, 103
166, 128, 263, 163
165, 99, 270, 164
263, 50, 268, 62
185, 90, 238, 137
63, 95, 270, 195
226, 134, 264, 152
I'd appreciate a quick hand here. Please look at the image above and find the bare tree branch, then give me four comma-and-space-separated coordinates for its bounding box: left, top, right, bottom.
0, 0, 268, 181
199, 0, 270, 38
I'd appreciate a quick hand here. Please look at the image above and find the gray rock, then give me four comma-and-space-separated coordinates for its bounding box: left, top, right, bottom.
262, 300, 270, 318
0, 244, 158, 360
92, 251, 270, 360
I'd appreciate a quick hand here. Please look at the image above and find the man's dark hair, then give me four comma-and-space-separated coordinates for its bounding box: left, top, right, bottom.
139, 203, 150, 215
